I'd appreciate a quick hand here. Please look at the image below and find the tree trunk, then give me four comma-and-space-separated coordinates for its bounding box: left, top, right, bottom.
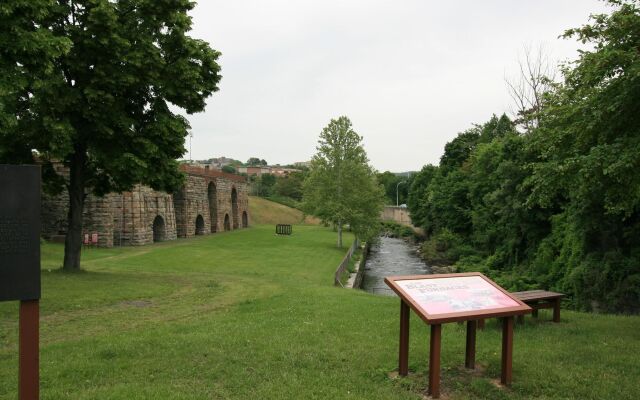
337, 220, 343, 248
63, 147, 86, 271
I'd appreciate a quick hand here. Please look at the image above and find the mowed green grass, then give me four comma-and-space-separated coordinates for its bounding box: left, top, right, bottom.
0, 225, 639, 399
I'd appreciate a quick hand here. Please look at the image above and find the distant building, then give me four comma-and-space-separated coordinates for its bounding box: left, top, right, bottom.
182, 161, 220, 171
294, 161, 311, 168
270, 167, 299, 177
187, 156, 239, 170
237, 166, 271, 176
238, 166, 300, 177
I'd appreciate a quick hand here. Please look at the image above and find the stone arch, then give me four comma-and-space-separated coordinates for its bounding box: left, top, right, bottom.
224, 213, 231, 231
152, 215, 165, 242
208, 181, 217, 233
231, 186, 239, 229
195, 214, 205, 235
242, 211, 248, 228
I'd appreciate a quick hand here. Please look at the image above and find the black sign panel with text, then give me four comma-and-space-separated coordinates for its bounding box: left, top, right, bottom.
0, 165, 41, 301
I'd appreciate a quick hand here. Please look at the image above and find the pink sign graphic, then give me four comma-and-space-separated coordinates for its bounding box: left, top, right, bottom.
396, 276, 519, 315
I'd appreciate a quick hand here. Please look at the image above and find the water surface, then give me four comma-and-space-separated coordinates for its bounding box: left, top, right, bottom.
362, 236, 431, 296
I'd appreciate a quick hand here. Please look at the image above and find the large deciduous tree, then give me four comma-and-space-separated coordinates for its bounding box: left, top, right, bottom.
525, 0, 640, 311
505, 45, 557, 134
303, 116, 384, 247
0, 0, 221, 270
404, 0, 640, 312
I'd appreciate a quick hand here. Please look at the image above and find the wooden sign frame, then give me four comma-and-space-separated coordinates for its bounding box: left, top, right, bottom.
384, 272, 531, 324
384, 272, 531, 398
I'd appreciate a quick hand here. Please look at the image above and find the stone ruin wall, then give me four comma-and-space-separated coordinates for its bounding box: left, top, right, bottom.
110, 187, 178, 247
41, 166, 249, 248
41, 163, 70, 240
173, 173, 250, 238
173, 174, 210, 238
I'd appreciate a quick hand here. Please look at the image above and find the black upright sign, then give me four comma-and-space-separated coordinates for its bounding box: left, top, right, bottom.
0, 165, 41, 302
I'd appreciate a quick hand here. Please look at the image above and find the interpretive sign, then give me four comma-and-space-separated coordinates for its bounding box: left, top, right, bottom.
0, 164, 41, 400
388, 274, 527, 323
0, 165, 41, 302
385, 273, 531, 398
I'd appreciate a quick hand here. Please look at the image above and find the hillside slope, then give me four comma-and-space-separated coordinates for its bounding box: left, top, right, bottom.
249, 196, 319, 225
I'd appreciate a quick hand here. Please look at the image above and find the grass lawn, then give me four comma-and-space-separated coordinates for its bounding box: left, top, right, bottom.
249, 196, 319, 225
1, 225, 639, 399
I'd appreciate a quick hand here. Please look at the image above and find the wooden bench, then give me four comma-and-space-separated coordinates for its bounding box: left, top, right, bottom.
475, 289, 565, 329
275, 224, 292, 235
513, 290, 565, 323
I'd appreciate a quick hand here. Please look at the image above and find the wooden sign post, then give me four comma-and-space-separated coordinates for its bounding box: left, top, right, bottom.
0, 165, 41, 400
385, 272, 531, 398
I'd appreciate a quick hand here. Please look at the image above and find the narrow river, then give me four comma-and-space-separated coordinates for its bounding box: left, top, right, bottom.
361, 236, 431, 296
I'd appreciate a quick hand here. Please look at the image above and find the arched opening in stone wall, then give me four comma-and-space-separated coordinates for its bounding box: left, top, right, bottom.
231, 187, 239, 229
195, 214, 205, 235
224, 214, 231, 231
208, 182, 217, 233
242, 211, 248, 228
152, 215, 165, 242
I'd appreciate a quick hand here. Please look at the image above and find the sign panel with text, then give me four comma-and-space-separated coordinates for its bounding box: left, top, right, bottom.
385, 273, 530, 324
0, 165, 41, 302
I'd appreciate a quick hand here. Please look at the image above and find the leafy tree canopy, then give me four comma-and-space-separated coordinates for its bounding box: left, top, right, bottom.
246, 157, 268, 166
0, 0, 222, 270
406, 0, 640, 312
274, 171, 305, 201
303, 116, 384, 246
221, 165, 236, 174
376, 171, 411, 206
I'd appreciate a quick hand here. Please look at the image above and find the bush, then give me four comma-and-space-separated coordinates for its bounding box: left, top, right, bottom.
379, 221, 416, 239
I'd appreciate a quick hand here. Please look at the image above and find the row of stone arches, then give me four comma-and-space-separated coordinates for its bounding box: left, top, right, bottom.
207, 182, 242, 232
152, 211, 248, 243
193, 210, 248, 236
208, 182, 217, 232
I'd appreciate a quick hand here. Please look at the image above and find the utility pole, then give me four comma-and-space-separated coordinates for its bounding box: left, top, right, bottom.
396, 181, 406, 207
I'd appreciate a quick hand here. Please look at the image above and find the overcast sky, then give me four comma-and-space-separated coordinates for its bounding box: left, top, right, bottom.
184, 0, 610, 172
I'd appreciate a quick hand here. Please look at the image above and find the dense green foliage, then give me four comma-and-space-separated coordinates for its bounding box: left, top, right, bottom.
379, 220, 417, 239
0, 1, 71, 161
303, 116, 385, 246
376, 171, 413, 206
250, 171, 305, 206
249, 170, 306, 204
248, 173, 274, 196
407, 1, 640, 313
222, 165, 237, 174
245, 157, 268, 166
0, 0, 221, 270
273, 171, 305, 200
